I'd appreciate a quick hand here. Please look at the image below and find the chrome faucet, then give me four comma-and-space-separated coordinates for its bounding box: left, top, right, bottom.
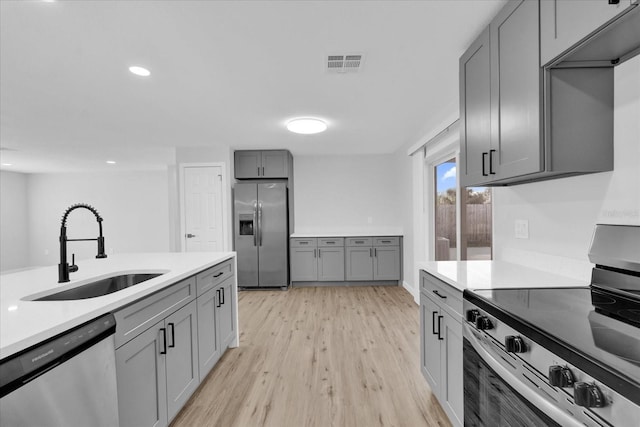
58, 203, 107, 283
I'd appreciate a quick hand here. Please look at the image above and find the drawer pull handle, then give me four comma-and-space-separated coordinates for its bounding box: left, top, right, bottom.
160, 328, 167, 354
213, 272, 224, 278
168, 322, 175, 348
355, 240, 364, 244
381, 240, 391, 243
326, 241, 335, 244
432, 311, 439, 335
300, 242, 308, 245
433, 290, 447, 299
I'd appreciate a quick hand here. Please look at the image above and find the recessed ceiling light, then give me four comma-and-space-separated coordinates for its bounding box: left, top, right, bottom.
106, 160, 116, 164
1, 163, 12, 166
7, 305, 18, 312
129, 66, 151, 77
286, 118, 327, 134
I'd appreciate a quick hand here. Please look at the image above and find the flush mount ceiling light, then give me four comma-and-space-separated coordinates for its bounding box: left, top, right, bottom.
106, 160, 116, 164
128, 66, 151, 77
286, 118, 327, 134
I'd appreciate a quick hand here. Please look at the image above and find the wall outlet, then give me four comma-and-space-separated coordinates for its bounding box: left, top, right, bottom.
515, 219, 529, 239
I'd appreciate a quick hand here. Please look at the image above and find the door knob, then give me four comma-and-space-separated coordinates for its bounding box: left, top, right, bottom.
186, 233, 196, 238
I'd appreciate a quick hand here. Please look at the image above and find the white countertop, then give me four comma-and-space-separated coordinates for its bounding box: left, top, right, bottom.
418, 260, 588, 293
0, 252, 235, 359
291, 231, 402, 238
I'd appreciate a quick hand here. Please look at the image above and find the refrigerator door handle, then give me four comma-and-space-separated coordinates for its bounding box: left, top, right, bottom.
252, 201, 258, 247
258, 202, 263, 246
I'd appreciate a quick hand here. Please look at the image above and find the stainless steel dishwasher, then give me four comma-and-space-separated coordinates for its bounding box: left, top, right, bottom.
0, 313, 119, 427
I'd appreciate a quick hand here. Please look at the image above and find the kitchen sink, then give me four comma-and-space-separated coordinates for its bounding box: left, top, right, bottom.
34, 272, 164, 301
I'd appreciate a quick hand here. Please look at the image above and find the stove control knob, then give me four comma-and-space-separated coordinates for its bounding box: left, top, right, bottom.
475, 316, 493, 331
548, 365, 574, 387
574, 382, 606, 408
505, 336, 527, 353
466, 309, 480, 323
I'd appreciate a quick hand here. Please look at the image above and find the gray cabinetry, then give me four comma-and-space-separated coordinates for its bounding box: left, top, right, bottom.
196, 266, 236, 381
373, 246, 400, 280
345, 245, 373, 281
540, 0, 634, 66
165, 302, 199, 422
419, 271, 463, 427
234, 150, 291, 179
290, 239, 318, 281
116, 300, 199, 427
116, 321, 168, 427
460, 0, 614, 187
290, 238, 345, 282
460, 26, 491, 186
115, 258, 238, 427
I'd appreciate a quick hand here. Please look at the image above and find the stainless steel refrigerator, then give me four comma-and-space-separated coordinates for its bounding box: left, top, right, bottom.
233, 182, 289, 288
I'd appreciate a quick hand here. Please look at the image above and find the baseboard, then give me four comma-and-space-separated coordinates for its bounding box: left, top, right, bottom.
291, 280, 400, 287
402, 280, 419, 305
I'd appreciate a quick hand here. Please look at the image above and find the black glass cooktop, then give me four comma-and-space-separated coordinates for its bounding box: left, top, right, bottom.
466, 287, 640, 402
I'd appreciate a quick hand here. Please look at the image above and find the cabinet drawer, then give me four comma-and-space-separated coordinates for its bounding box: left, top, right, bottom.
374, 237, 399, 246
114, 276, 196, 348
196, 259, 234, 296
318, 238, 344, 247
346, 237, 373, 247
291, 238, 317, 248
420, 271, 462, 318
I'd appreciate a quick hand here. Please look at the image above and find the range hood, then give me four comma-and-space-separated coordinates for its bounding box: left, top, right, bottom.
552, 2, 640, 68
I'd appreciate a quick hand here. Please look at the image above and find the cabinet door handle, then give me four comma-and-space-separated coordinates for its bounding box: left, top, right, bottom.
374, 248, 377, 257
257, 166, 260, 176
318, 249, 321, 258
482, 152, 488, 176
213, 272, 224, 278
160, 328, 167, 354
433, 290, 447, 299
489, 149, 496, 175
168, 323, 175, 348
313, 249, 317, 258
437, 316, 444, 340
432, 311, 439, 335
262, 166, 265, 176
216, 289, 222, 308
369, 248, 373, 257
220, 287, 225, 305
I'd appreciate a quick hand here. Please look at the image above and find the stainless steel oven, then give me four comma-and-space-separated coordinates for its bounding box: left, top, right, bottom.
462, 225, 640, 427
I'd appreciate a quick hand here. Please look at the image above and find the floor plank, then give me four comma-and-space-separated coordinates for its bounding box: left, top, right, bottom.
171, 286, 452, 427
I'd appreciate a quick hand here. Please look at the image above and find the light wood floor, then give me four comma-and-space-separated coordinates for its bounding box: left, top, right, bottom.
171, 286, 452, 427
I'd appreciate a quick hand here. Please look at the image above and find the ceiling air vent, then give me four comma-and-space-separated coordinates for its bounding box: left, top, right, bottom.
327, 54, 364, 73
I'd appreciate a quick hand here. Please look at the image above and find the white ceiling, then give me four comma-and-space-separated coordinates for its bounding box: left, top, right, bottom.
0, 0, 507, 173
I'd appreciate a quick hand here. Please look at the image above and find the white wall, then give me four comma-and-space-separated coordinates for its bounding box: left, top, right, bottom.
0, 171, 30, 271
492, 55, 640, 281
293, 155, 403, 234
27, 171, 171, 267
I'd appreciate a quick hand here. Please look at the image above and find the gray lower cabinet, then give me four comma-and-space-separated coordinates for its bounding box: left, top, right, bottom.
345, 246, 373, 281
373, 246, 400, 280
420, 271, 463, 427
317, 246, 345, 281
116, 300, 199, 427
197, 276, 236, 381
290, 238, 345, 281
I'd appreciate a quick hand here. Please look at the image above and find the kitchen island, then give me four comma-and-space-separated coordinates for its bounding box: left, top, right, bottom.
1, 252, 237, 359
1, 252, 238, 427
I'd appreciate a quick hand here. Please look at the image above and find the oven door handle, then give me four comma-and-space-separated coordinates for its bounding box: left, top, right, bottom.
463, 323, 583, 427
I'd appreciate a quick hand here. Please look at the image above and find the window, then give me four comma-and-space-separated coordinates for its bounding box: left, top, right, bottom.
425, 126, 492, 261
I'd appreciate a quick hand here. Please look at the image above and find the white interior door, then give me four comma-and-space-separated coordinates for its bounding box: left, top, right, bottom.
182, 166, 224, 252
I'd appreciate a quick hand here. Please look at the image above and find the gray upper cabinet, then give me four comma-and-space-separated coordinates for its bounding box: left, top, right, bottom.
460, 0, 614, 187
460, 27, 491, 186
490, 0, 542, 182
540, 0, 634, 66
234, 150, 291, 179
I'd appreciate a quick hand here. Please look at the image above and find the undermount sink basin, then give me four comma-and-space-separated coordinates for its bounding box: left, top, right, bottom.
34, 273, 164, 301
